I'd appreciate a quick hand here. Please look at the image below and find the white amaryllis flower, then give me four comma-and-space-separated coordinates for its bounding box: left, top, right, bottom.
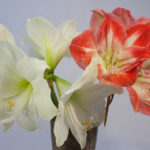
25, 17, 78, 70
0, 25, 58, 132
54, 57, 122, 149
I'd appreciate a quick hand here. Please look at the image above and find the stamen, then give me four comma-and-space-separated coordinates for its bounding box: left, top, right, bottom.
85, 120, 89, 125
82, 120, 93, 131
82, 121, 85, 125
83, 126, 87, 132
8, 99, 15, 110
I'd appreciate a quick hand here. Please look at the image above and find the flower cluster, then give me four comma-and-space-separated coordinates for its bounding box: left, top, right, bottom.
0, 7, 150, 149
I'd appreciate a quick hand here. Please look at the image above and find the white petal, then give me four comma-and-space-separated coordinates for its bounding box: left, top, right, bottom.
0, 42, 27, 99
22, 36, 44, 59
27, 17, 58, 66
1, 121, 14, 132
61, 56, 100, 104
71, 56, 99, 89
65, 102, 87, 149
0, 100, 15, 122
17, 57, 48, 82
30, 75, 58, 120
0, 41, 25, 62
53, 20, 78, 60
0, 84, 32, 125
58, 20, 77, 36
13, 85, 38, 131
54, 101, 69, 147
0, 24, 15, 44
16, 107, 40, 131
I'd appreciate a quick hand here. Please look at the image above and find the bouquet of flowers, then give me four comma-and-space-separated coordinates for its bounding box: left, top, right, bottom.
0, 7, 150, 150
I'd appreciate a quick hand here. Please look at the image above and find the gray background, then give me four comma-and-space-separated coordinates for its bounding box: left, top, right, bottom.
0, 0, 150, 150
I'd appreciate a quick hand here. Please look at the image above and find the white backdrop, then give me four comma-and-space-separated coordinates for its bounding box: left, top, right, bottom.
0, 0, 150, 150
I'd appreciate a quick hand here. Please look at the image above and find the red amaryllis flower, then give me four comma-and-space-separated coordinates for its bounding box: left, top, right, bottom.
70, 18, 150, 87
127, 59, 150, 115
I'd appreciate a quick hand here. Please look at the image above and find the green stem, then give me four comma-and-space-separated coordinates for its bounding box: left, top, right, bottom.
47, 78, 58, 108
44, 68, 58, 107
50, 84, 58, 107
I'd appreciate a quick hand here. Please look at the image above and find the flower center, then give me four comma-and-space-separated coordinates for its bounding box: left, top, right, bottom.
102, 51, 120, 73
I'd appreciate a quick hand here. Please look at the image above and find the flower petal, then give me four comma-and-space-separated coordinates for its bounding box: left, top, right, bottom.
0, 42, 27, 99
90, 9, 119, 34
70, 29, 97, 69
54, 101, 69, 147
18, 57, 47, 82
27, 17, 57, 66
1, 121, 14, 132
127, 86, 140, 112
127, 81, 150, 115
97, 17, 127, 53
116, 46, 150, 73
127, 59, 150, 115
136, 17, 150, 24
52, 20, 78, 67
30, 75, 58, 120
98, 66, 138, 87
112, 8, 135, 28
65, 102, 87, 149
90, 9, 106, 34
0, 84, 33, 125
16, 107, 40, 131
126, 23, 150, 47
0, 24, 15, 44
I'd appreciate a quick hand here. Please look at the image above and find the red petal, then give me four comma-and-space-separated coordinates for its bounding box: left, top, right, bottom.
97, 17, 127, 53
126, 87, 140, 112
90, 9, 120, 34
136, 17, 150, 24
129, 46, 150, 60
70, 29, 97, 69
117, 46, 150, 73
98, 65, 138, 87
127, 81, 150, 116
90, 9, 105, 34
125, 46, 150, 66
139, 101, 150, 116
126, 24, 150, 47
90, 8, 135, 35
112, 8, 135, 28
